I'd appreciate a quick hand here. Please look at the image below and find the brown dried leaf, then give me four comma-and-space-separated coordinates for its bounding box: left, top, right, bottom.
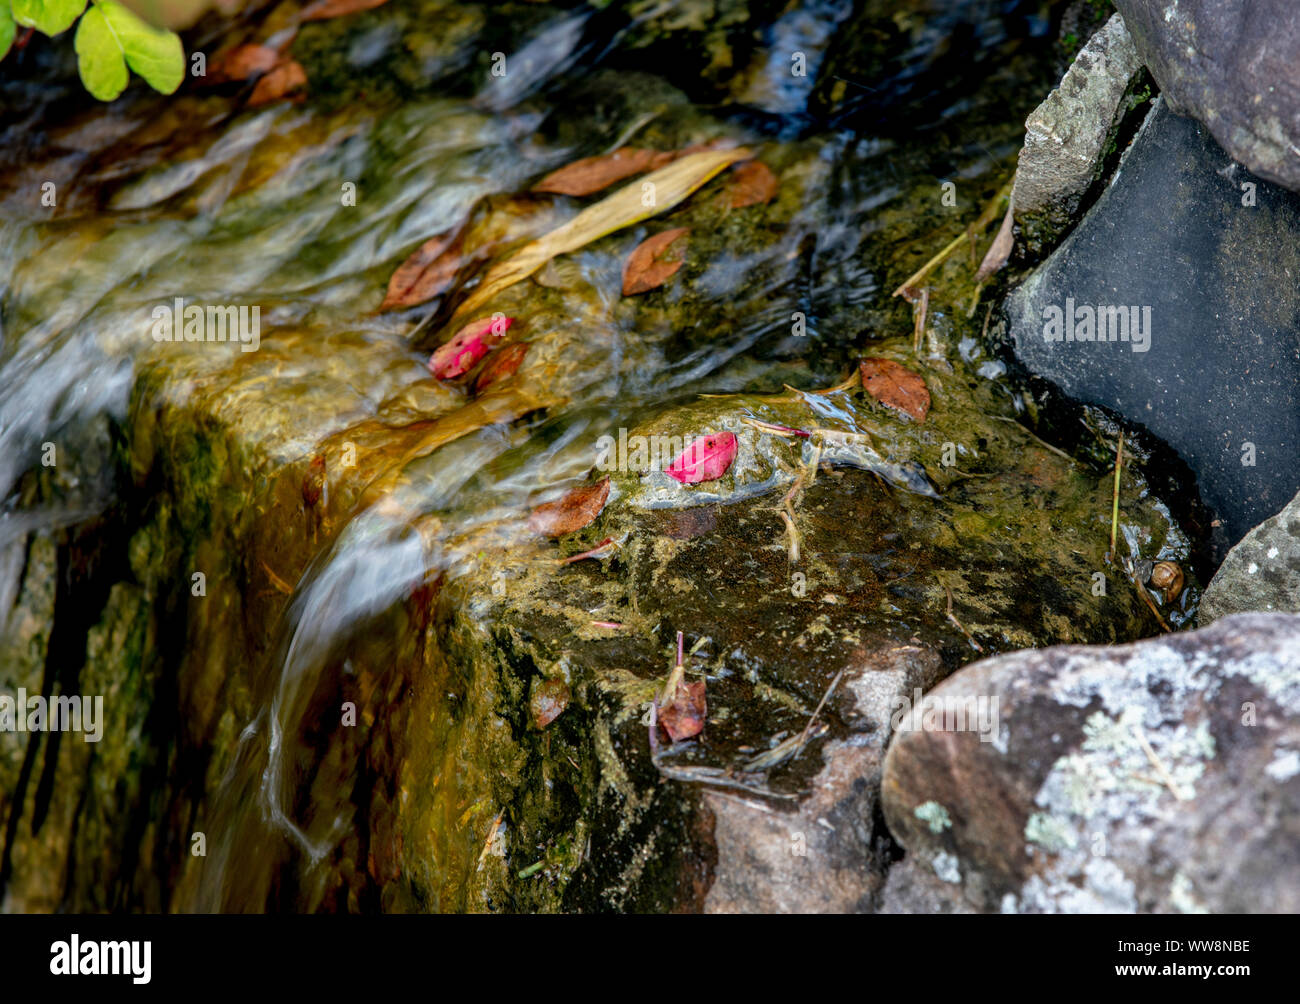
206, 44, 281, 84
528, 476, 611, 537
860, 357, 931, 422
658, 681, 707, 742
530, 679, 570, 730
974, 204, 1015, 283
301, 0, 390, 21
380, 231, 463, 312
533, 147, 663, 196
473, 342, 529, 394
247, 60, 307, 107
726, 160, 779, 208
622, 227, 689, 296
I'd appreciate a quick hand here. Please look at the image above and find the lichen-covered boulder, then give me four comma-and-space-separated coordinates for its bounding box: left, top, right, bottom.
881, 612, 1300, 913
1011, 13, 1149, 256
1114, 0, 1300, 193
1201, 489, 1300, 624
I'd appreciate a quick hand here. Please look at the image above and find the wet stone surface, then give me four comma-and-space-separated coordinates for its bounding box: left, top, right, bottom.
1006, 100, 1300, 555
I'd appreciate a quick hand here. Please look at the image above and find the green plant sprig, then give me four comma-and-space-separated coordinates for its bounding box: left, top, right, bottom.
2, 0, 184, 101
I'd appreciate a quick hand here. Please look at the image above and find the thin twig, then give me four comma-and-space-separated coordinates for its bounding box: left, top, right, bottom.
1131, 722, 1189, 800
912, 287, 929, 354
944, 583, 984, 652
990, 415, 1076, 464
1108, 431, 1124, 561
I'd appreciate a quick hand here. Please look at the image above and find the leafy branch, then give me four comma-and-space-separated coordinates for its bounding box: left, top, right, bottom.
1, 0, 184, 101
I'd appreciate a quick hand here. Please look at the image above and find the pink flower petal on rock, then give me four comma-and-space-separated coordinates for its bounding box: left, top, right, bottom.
664, 431, 738, 484
427, 315, 514, 380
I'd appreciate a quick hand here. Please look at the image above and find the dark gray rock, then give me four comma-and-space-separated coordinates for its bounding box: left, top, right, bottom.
1201, 489, 1300, 623
1012, 13, 1147, 255
1006, 99, 1300, 551
1115, 0, 1300, 193
881, 613, 1300, 913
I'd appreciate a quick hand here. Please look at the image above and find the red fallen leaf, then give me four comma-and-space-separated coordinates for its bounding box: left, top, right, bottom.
301, 0, 390, 21
658, 680, 706, 742
528, 476, 611, 538
726, 160, 779, 208
205, 44, 281, 84
622, 227, 689, 295
380, 231, 464, 312
427, 315, 513, 380
664, 431, 738, 484
860, 357, 931, 422
530, 679, 570, 730
248, 60, 308, 107
473, 341, 529, 394
533, 147, 664, 197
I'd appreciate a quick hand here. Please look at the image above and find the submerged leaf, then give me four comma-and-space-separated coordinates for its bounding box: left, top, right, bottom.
380, 231, 463, 311
528, 476, 611, 537
622, 227, 688, 295
860, 357, 931, 422
658, 681, 706, 742
530, 679, 570, 730
533, 147, 664, 197
248, 59, 307, 106
473, 341, 528, 393
427, 315, 513, 380
726, 160, 779, 208
664, 431, 738, 484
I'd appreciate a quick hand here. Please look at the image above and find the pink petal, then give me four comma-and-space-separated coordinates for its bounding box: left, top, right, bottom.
427, 315, 514, 380
664, 431, 738, 484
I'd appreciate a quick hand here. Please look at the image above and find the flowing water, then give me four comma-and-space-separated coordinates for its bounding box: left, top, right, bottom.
0, 0, 1200, 912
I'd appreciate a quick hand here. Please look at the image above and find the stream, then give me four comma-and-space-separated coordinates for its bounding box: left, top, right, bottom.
0, 0, 1204, 912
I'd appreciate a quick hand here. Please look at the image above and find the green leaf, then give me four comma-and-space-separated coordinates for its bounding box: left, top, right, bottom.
99, 0, 183, 95
1, 5, 17, 62
11, 0, 87, 37
75, 3, 127, 100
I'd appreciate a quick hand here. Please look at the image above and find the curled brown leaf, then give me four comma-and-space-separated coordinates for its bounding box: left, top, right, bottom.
380, 231, 464, 312
622, 227, 689, 296
247, 60, 308, 107
974, 204, 1015, 283
205, 44, 280, 85
473, 341, 529, 394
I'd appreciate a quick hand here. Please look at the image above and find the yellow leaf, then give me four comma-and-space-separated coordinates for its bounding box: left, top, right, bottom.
447, 146, 751, 325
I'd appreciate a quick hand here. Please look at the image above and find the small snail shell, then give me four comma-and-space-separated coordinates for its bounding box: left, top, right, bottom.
1148, 561, 1184, 601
